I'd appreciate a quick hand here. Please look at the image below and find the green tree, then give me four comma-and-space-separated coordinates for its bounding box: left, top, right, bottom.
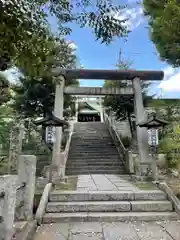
0, 105, 14, 150
0, 0, 129, 73
0, 73, 11, 106
159, 124, 180, 168
103, 56, 150, 135
143, 0, 180, 66
13, 38, 79, 118
147, 99, 180, 121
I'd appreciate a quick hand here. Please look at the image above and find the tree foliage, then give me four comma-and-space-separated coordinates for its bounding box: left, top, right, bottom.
0, 0, 129, 73
147, 99, 180, 121
12, 38, 79, 118
103, 58, 133, 117
143, 0, 180, 66
103, 56, 151, 135
0, 73, 11, 106
103, 57, 149, 119
0, 104, 14, 150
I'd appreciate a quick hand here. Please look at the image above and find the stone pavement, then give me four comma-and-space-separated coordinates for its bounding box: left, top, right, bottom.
77, 174, 139, 191
34, 221, 180, 240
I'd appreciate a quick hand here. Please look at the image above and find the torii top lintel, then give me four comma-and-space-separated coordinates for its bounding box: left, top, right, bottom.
52, 68, 164, 81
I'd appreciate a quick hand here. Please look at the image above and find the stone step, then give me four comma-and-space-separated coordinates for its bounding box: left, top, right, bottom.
71, 138, 113, 141
66, 163, 123, 167
68, 156, 120, 160
69, 149, 118, 156
68, 154, 120, 158
71, 140, 114, 148
66, 170, 125, 175
69, 149, 118, 152
72, 134, 111, 136
66, 166, 124, 171
69, 148, 116, 151
67, 156, 121, 160
70, 143, 115, 145
71, 138, 113, 140
70, 144, 115, 147
49, 190, 167, 202
46, 200, 172, 213
71, 136, 112, 139
43, 212, 179, 223
66, 159, 122, 163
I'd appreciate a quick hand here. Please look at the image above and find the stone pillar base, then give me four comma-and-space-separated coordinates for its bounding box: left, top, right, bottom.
134, 163, 153, 181
132, 175, 153, 182
42, 165, 67, 180
42, 165, 59, 178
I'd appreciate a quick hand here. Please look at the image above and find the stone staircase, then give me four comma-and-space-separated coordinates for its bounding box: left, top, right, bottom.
66, 122, 126, 175
43, 190, 180, 222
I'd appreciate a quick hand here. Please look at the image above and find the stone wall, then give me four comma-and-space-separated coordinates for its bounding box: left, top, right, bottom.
0, 155, 36, 240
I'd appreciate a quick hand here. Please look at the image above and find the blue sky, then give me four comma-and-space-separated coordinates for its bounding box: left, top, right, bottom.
4, 0, 180, 98
48, 0, 180, 98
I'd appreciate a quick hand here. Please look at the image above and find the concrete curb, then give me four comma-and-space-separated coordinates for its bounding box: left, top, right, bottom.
35, 183, 52, 225
156, 181, 180, 215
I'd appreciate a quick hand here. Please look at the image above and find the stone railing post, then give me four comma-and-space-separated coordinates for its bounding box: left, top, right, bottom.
17, 155, 36, 220
0, 175, 17, 240
52, 75, 65, 167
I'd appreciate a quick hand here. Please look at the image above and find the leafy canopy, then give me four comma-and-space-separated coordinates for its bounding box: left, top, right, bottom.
0, 0, 129, 73
0, 73, 11, 106
143, 0, 180, 66
103, 58, 134, 120
12, 37, 79, 117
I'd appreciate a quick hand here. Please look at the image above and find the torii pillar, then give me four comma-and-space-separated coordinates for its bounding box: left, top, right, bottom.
132, 77, 149, 175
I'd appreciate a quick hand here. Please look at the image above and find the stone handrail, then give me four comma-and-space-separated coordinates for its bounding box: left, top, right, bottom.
103, 112, 131, 172
156, 181, 180, 215
35, 183, 52, 225
60, 121, 74, 178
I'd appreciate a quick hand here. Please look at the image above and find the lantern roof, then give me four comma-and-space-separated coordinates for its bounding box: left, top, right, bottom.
34, 114, 69, 127
138, 113, 168, 129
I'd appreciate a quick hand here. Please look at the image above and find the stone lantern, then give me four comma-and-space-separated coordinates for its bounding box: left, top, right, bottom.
138, 113, 168, 180
34, 113, 69, 182
34, 113, 69, 147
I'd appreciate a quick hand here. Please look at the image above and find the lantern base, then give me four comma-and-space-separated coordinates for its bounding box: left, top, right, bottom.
134, 163, 153, 181
42, 164, 60, 178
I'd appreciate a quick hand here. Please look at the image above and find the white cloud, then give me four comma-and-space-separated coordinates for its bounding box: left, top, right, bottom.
114, 7, 143, 30
163, 66, 175, 79
158, 66, 180, 92
66, 40, 77, 51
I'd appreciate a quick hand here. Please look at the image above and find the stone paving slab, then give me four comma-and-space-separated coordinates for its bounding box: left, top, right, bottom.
76, 174, 139, 191
34, 221, 180, 240
132, 222, 173, 240
102, 222, 139, 240
72, 233, 103, 240
71, 222, 102, 233
160, 221, 180, 240
34, 223, 70, 240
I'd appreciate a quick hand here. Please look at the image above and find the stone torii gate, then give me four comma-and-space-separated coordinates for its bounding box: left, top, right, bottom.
52, 69, 164, 176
